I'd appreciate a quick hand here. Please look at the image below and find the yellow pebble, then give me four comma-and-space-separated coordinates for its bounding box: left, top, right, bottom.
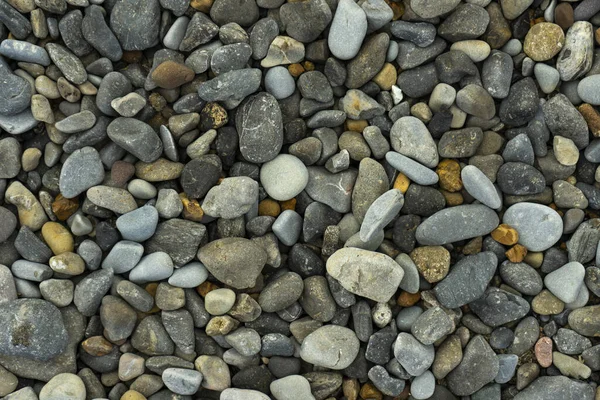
49, 252, 85, 276
121, 390, 147, 400
345, 119, 368, 132
437, 159, 462, 192
393, 173, 410, 194
491, 223, 519, 246
372, 63, 397, 91
41, 222, 74, 255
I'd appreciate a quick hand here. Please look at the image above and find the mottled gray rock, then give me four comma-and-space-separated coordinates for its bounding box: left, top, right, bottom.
305, 167, 357, 213
110, 0, 160, 50
236, 92, 283, 163
300, 325, 359, 369
46, 43, 87, 85
543, 93, 589, 150
470, 288, 530, 327
82, 5, 122, 61
461, 165, 501, 209
360, 189, 404, 241
107, 118, 163, 163
393, 332, 434, 376
513, 376, 595, 400
544, 261, 585, 303
198, 238, 267, 289
202, 177, 258, 219
411, 306, 453, 345
557, 21, 594, 82
416, 204, 499, 245
198, 68, 262, 103
385, 151, 439, 186
326, 247, 404, 302
390, 116, 438, 168
434, 252, 498, 309
59, 147, 105, 199
447, 335, 499, 396
0, 299, 67, 361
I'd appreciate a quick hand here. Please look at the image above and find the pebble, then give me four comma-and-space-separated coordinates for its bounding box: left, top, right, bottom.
264, 67, 295, 100
328, 0, 367, 60
300, 325, 359, 369
116, 206, 159, 242
470, 288, 530, 327
128, 252, 174, 284
557, 21, 594, 81
393, 332, 434, 376
0, 299, 67, 361
39, 373, 85, 400
271, 375, 315, 400
416, 204, 499, 245
386, 151, 439, 186
390, 116, 438, 168
544, 261, 585, 303
503, 203, 563, 251
236, 92, 283, 163
198, 238, 266, 289
577, 74, 600, 105
107, 117, 163, 163
260, 154, 308, 201
447, 335, 499, 396
202, 177, 258, 219
59, 147, 104, 199
524, 22, 565, 61
326, 247, 404, 302
461, 165, 502, 209
359, 189, 404, 241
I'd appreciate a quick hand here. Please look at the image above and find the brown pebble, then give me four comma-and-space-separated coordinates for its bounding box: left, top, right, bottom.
491, 223, 519, 245
462, 236, 482, 255
535, 337, 553, 368
280, 198, 296, 211
81, 336, 114, 356
596, 28, 600, 45
288, 63, 305, 77
110, 161, 136, 188
190, 0, 213, 12
359, 383, 382, 400
179, 193, 204, 222
397, 291, 420, 307
197, 281, 219, 297
578, 103, 600, 137
121, 51, 143, 63
258, 199, 280, 217
151, 60, 195, 89
506, 243, 527, 263
555, 3, 574, 29
51, 194, 79, 221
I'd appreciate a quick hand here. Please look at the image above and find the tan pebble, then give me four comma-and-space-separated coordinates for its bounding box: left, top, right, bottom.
42, 221, 75, 254
410, 246, 450, 283
78, 81, 98, 95
505, 243, 527, 263
578, 103, 600, 137
31, 94, 54, 123
437, 159, 462, 192
523, 22, 565, 62
135, 159, 184, 182
411, 102, 433, 122
532, 290, 564, 315
5, 181, 48, 231
57, 77, 81, 103
120, 390, 147, 400
205, 315, 239, 336
372, 63, 396, 91
50, 252, 85, 275
21, 147, 42, 171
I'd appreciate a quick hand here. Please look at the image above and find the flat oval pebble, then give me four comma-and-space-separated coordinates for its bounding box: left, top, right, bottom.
260, 154, 308, 201
416, 204, 500, 245
503, 203, 563, 251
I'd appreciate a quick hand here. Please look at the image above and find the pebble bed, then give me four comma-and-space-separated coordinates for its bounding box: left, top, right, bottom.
0, 0, 600, 399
